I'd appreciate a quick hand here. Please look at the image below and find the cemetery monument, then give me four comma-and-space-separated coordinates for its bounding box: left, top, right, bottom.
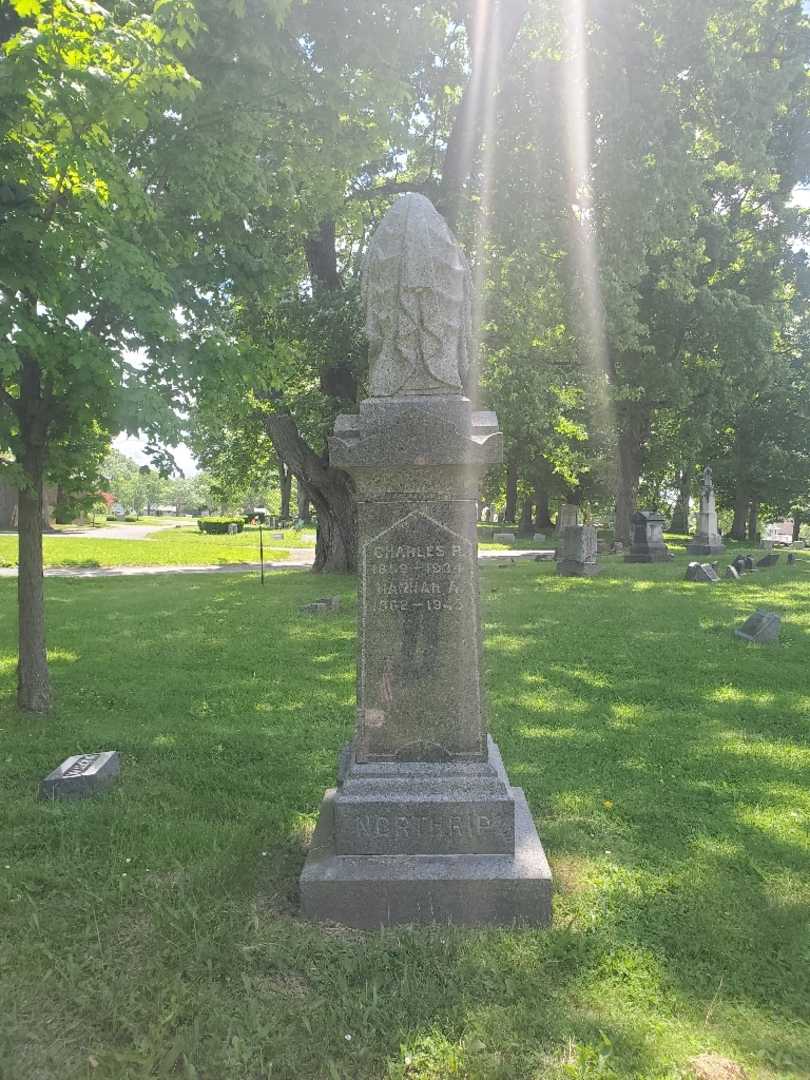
625, 510, 673, 562
299, 193, 552, 927
556, 524, 599, 577
687, 466, 725, 556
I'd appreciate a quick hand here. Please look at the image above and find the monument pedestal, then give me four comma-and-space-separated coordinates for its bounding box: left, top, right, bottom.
300, 737, 552, 927
299, 395, 552, 927
687, 467, 725, 556
625, 510, 673, 563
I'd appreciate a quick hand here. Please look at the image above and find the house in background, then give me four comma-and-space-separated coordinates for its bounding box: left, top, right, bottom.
764, 519, 794, 545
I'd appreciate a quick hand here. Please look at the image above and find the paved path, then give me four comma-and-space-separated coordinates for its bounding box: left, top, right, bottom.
0, 548, 552, 579
47, 522, 183, 540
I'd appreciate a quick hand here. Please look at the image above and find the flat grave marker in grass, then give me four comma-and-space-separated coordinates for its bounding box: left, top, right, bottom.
39, 750, 120, 800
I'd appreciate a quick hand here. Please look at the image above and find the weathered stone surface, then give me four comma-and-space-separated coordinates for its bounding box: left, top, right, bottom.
759, 539, 774, 550
39, 751, 120, 800
532, 533, 546, 543
625, 511, 673, 563
300, 786, 552, 928
687, 466, 725, 556
756, 553, 780, 568
556, 524, 599, 577
299, 194, 551, 927
362, 193, 472, 397
735, 610, 781, 644
685, 561, 719, 583
788, 552, 797, 565
725, 565, 740, 580
493, 531, 515, 544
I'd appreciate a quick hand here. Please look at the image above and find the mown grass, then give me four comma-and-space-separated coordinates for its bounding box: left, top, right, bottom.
1, 551, 809, 1079
0, 527, 317, 569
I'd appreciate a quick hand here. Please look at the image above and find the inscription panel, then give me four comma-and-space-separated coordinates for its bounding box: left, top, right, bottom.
335, 801, 515, 855
359, 510, 483, 761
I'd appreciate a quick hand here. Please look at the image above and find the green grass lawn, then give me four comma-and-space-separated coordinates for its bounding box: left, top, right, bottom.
1, 553, 809, 1078
0, 526, 317, 569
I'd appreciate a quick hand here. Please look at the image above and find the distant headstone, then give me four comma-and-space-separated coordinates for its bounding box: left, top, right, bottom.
759, 539, 774, 550
787, 552, 796, 565
625, 511, 673, 563
793, 539, 806, 549
227, 523, 238, 535
557, 524, 599, 577
756, 553, 780, 569
735, 610, 781, 644
299, 193, 551, 928
742, 555, 755, 571
300, 596, 341, 614
687, 466, 725, 556
39, 751, 120, 801
493, 531, 515, 544
271, 531, 284, 540
724, 565, 740, 580
685, 561, 719, 583
612, 540, 624, 555
533, 533, 546, 543
597, 540, 610, 554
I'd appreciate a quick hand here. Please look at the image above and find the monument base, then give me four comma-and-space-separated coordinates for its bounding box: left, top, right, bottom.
624, 551, 673, 563
300, 787, 552, 928
686, 540, 725, 556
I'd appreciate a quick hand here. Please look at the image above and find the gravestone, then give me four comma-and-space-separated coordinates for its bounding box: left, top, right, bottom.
687, 466, 725, 556
735, 610, 781, 644
300, 596, 341, 615
624, 511, 673, 563
724, 564, 740, 580
299, 194, 552, 928
612, 540, 624, 554
793, 539, 806, 549
271, 531, 284, 540
533, 533, 546, 543
39, 751, 120, 800
553, 503, 579, 555
556, 524, 599, 577
756, 552, 780, 568
788, 552, 796, 565
685, 561, 719, 583
493, 531, 515, 544
759, 539, 774, 550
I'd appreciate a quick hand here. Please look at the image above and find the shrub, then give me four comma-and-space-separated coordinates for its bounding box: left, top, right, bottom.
124, 513, 138, 522
197, 516, 244, 535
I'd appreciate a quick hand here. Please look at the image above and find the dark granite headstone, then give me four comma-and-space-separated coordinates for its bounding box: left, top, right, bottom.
299, 194, 551, 928
725, 565, 740, 580
685, 561, 719, 583
788, 552, 796, 565
735, 610, 780, 644
39, 751, 120, 800
624, 511, 673, 563
756, 553, 780, 569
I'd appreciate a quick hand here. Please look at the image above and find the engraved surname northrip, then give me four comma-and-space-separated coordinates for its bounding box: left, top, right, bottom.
359, 511, 482, 761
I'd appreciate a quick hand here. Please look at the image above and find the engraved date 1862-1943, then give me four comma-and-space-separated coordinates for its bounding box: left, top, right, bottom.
367, 540, 467, 614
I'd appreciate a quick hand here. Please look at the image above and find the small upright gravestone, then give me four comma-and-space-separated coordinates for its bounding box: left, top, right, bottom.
756, 553, 780, 569
40, 752, 120, 800
685, 561, 719, 583
725, 564, 740, 580
299, 194, 551, 928
687, 467, 725, 556
735, 610, 781, 644
493, 531, 515, 544
625, 511, 673, 563
556, 524, 599, 577
533, 533, 546, 543
788, 552, 797, 565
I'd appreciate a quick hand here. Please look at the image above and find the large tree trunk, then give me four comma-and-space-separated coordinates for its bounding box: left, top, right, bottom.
262, 413, 356, 572
296, 478, 312, 524
614, 410, 646, 545
533, 484, 553, 529
793, 516, 802, 542
16, 356, 49, 712
504, 461, 518, 523
670, 468, 691, 533
518, 495, 533, 535
730, 490, 748, 540
279, 462, 292, 521
748, 499, 759, 542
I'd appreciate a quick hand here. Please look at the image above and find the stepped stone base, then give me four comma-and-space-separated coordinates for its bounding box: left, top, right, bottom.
687, 540, 725, 556
300, 786, 552, 928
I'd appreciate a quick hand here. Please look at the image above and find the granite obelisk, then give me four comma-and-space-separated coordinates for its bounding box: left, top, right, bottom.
299, 194, 552, 927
